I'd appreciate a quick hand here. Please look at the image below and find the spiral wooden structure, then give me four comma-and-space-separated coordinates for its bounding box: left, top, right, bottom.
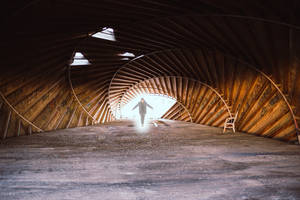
1, 0, 300, 143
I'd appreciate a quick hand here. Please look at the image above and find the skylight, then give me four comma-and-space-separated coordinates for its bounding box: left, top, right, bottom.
118, 52, 135, 57
73, 52, 84, 59
91, 27, 116, 41
70, 52, 91, 66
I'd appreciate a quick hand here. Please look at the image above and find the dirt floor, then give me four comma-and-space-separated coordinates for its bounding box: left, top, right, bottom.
0, 120, 300, 200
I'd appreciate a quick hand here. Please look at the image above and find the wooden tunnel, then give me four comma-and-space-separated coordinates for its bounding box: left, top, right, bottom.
0, 0, 300, 143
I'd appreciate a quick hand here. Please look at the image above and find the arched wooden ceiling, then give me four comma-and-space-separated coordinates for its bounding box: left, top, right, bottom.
0, 0, 300, 143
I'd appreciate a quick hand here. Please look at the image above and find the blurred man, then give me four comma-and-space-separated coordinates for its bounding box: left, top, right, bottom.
132, 98, 153, 126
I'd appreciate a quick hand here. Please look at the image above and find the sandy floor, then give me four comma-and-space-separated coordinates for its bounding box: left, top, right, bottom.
0, 120, 300, 200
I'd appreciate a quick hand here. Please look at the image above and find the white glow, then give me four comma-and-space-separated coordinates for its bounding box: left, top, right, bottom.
70, 59, 91, 66
92, 27, 116, 41
70, 52, 91, 66
119, 94, 176, 131
118, 52, 135, 57
74, 52, 84, 59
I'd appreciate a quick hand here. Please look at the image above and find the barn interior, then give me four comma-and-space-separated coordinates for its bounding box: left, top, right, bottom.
1, 1, 300, 199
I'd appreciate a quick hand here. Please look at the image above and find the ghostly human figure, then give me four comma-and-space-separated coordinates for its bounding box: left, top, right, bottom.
132, 98, 153, 126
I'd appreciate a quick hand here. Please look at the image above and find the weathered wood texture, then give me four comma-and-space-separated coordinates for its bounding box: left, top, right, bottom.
0, 66, 99, 138
161, 102, 192, 123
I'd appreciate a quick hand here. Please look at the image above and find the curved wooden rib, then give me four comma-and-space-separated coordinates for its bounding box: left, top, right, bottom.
229, 56, 299, 141
67, 65, 97, 122
0, 91, 43, 132
0, 92, 42, 139
1, 1, 300, 144
108, 48, 298, 142
0, 60, 95, 138
118, 76, 231, 128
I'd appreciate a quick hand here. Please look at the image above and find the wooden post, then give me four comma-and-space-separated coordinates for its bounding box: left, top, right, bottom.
3, 110, 12, 139
28, 125, 32, 135
297, 129, 300, 144
17, 119, 21, 137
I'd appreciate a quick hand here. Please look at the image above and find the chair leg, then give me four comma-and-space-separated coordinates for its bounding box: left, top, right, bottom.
232, 124, 235, 133
223, 125, 226, 133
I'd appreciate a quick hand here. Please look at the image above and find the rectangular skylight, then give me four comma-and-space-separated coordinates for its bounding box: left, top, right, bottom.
91, 27, 116, 41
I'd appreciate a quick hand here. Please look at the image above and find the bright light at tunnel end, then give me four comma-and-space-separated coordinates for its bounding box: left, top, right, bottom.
117, 94, 176, 133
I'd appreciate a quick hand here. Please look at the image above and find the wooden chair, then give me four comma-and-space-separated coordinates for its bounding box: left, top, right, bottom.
223, 111, 238, 133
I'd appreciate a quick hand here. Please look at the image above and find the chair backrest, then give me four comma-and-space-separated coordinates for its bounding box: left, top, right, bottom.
226, 111, 238, 124
234, 111, 239, 120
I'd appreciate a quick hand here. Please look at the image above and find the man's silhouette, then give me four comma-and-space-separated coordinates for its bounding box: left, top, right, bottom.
132, 98, 153, 126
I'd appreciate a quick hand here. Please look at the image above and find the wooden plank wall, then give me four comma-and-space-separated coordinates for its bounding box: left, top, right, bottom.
1, 1, 300, 143
0, 64, 112, 139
